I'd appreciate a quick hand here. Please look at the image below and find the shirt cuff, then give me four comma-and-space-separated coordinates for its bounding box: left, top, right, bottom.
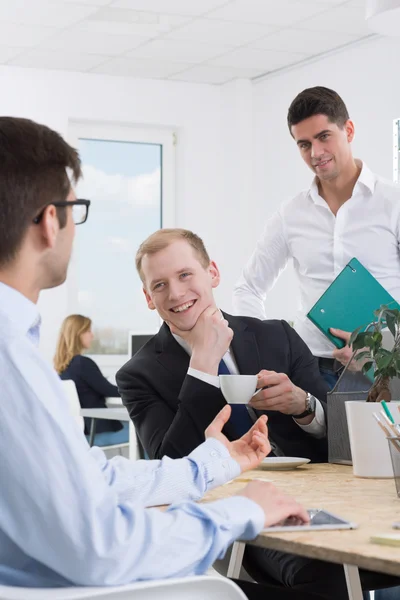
189, 438, 241, 489
293, 399, 326, 438
188, 367, 220, 389
175, 496, 265, 543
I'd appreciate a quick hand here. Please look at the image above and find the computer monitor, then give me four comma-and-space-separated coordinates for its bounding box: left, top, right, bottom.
128, 332, 155, 358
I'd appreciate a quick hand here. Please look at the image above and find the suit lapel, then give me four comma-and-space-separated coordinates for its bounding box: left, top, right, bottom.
155, 323, 190, 398
226, 313, 261, 375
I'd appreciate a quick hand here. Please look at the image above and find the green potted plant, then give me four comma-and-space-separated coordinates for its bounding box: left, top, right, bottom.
349, 305, 400, 402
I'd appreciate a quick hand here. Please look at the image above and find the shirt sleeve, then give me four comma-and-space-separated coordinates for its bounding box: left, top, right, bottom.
1, 338, 265, 586
187, 367, 220, 389
89, 437, 241, 507
233, 211, 290, 319
293, 399, 326, 438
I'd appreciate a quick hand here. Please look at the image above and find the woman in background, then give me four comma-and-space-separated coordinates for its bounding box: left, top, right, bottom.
54, 314, 127, 443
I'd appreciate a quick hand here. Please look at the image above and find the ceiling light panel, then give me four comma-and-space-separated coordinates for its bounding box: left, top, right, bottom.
110, 0, 232, 16
165, 18, 276, 46
206, 0, 330, 26
0, 0, 98, 28
126, 39, 232, 63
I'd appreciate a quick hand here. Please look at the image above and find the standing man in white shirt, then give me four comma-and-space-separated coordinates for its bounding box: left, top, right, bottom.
233, 86, 400, 391
0, 115, 314, 599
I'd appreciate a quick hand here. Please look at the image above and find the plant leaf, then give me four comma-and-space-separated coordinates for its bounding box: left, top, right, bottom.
352, 332, 370, 351
354, 350, 371, 361
362, 361, 374, 374
375, 353, 393, 370
386, 314, 397, 338
349, 325, 364, 347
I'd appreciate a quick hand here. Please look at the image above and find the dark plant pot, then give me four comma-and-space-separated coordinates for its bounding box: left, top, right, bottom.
327, 373, 400, 464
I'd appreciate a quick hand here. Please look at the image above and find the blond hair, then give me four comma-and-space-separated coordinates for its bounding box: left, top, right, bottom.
136, 228, 210, 284
54, 314, 92, 374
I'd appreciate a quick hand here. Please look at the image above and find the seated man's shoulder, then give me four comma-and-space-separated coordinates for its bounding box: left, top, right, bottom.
117, 334, 157, 380
238, 315, 288, 334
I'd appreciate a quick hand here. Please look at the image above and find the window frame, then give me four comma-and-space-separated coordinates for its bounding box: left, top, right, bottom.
67, 120, 175, 369
394, 118, 399, 184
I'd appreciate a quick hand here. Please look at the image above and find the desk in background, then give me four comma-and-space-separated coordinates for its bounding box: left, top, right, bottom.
80, 408, 144, 460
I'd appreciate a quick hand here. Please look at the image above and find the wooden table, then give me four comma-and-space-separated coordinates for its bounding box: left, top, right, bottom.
202, 463, 400, 599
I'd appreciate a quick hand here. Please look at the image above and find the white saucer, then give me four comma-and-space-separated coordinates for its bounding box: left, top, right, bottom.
259, 457, 311, 470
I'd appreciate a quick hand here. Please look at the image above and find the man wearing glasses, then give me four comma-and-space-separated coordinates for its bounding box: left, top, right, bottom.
0, 116, 315, 599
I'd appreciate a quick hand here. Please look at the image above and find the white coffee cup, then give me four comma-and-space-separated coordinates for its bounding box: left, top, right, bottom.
219, 374, 258, 405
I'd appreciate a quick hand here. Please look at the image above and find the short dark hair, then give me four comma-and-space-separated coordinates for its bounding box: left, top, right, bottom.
0, 117, 82, 267
287, 86, 349, 131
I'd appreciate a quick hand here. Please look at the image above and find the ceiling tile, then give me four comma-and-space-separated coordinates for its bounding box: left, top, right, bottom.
0, 23, 56, 47
0, 46, 25, 63
110, 0, 231, 16
51, 0, 112, 4
209, 47, 308, 70
206, 0, 330, 26
126, 39, 231, 63
305, 0, 348, 3
85, 7, 190, 35
299, 5, 372, 35
251, 27, 359, 54
8, 49, 108, 71
39, 28, 149, 55
91, 56, 191, 77
169, 64, 261, 84
0, 1, 99, 28
164, 18, 275, 46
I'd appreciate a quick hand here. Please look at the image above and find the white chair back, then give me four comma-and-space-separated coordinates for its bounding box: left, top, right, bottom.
0, 575, 247, 599
60, 380, 84, 431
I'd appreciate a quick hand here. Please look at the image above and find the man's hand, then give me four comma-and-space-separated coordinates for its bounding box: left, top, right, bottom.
330, 328, 362, 372
169, 306, 233, 376
205, 405, 270, 472
236, 481, 310, 528
248, 370, 311, 420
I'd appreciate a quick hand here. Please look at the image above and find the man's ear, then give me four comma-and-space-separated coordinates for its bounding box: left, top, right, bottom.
40, 205, 59, 249
143, 287, 155, 310
209, 261, 221, 289
344, 119, 355, 143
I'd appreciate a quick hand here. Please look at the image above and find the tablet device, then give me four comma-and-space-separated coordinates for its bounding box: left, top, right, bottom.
306, 258, 399, 349
263, 509, 357, 532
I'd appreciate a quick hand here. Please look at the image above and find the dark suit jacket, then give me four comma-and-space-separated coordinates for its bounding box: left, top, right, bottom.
116, 315, 330, 462
61, 355, 122, 434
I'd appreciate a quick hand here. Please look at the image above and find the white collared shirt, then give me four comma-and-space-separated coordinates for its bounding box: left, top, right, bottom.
173, 334, 325, 438
233, 161, 400, 358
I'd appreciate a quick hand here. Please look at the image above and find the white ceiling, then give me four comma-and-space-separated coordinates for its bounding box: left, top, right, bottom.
0, 0, 375, 84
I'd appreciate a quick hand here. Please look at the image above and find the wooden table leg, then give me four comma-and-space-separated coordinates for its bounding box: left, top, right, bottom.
344, 564, 363, 600
227, 542, 245, 579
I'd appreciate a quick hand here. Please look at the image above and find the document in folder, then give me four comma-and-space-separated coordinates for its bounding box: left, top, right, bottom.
307, 258, 400, 349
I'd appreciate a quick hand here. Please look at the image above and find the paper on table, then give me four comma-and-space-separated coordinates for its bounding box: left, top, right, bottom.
370, 533, 400, 547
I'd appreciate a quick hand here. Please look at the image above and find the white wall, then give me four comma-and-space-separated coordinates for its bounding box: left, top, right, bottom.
4, 32, 399, 361
0, 65, 226, 361
250, 34, 400, 322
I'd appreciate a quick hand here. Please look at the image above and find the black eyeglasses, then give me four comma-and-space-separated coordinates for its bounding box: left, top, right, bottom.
33, 199, 91, 225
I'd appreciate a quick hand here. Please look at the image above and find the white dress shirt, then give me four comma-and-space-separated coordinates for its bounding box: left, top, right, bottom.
233, 161, 400, 358
174, 334, 325, 438
0, 282, 265, 588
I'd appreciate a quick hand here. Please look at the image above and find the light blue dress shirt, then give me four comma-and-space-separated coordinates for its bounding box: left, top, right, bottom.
0, 283, 264, 588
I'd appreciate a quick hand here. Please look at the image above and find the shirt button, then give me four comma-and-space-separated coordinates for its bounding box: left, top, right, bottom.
210, 450, 217, 457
